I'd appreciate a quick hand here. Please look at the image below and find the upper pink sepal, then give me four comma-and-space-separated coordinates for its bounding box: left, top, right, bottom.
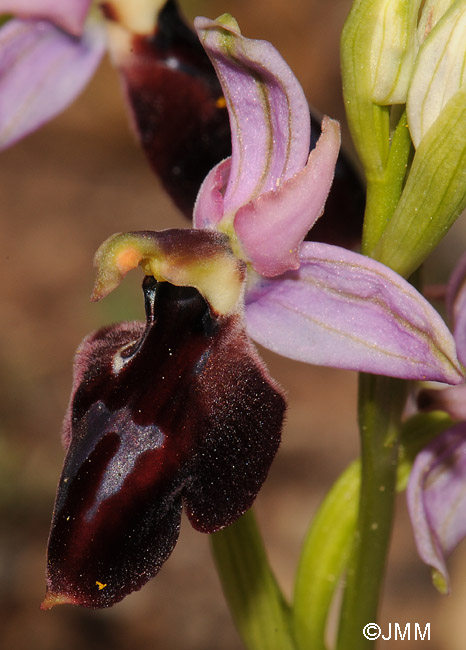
0, 0, 93, 36
194, 14, 310, 217
234, 117, 341, 276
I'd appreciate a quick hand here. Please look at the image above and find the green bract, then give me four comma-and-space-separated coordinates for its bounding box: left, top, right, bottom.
374, 83, 466, 276
342, 0, 466, 275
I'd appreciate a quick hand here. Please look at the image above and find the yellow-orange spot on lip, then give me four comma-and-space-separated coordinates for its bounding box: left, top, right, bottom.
40, 591, 79, 610
215, 96, 227, 109
96, 581, 107, 590
116, 247, 143, 273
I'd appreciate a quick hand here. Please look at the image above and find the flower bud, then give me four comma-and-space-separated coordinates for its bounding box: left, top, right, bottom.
407, 0, 466, 147
371, 0, 422, 105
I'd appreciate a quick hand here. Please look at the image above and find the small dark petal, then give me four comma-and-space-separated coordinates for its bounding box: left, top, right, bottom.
118, 0, 231, 217
45, 277, 285, 607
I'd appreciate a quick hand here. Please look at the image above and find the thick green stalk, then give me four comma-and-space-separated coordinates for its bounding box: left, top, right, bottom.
291, 409, 452, 650
210, 509, 297, 650
336, 374, 406, 650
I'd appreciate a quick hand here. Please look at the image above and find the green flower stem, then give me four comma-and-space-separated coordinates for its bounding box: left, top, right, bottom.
210, 509, 297, 650
293, 461, 360, 650
336, 374, 406, 650
291, 409, 451, 650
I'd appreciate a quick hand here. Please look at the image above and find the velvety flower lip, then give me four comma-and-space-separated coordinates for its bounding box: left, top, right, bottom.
43, 230, 286, 609
105, 0, 232, 218
42, 10, 465, 612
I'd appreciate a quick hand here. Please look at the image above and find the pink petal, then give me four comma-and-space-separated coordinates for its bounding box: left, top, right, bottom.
0, 18, 105, 149
407, 424, 466, 592
234, 117, 340, 276
244, 242, 463, 383
195, 15, 310, 217
193, 158, 231, 230
0, 0, 92, 36
447, 251, 466, 367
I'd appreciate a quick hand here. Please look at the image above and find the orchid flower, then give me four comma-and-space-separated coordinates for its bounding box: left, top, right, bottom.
408, 252, 466, 593
43, 14, 463, 610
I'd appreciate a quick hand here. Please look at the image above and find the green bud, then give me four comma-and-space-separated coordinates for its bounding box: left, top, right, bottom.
417, 0, 457, 42
407, 0, 466, 147
340, 0, 391, 177
371, 0, 422, 105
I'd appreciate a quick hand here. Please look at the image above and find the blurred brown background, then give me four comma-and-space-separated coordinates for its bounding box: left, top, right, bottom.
2, 1, 466, 648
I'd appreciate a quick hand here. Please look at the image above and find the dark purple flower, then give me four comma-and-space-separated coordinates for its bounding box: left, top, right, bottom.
42, 230, 285, 609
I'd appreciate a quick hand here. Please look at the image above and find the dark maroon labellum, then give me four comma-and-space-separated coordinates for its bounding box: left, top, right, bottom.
44, 277, 285, 608
118, 0, 231, 217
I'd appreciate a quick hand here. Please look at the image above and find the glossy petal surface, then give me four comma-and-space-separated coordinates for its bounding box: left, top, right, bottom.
244, 242, 462, 383
44, 278, 285, 608
0, 18, 105, 149
407, 423, 466, 591
0, 0, 92, 35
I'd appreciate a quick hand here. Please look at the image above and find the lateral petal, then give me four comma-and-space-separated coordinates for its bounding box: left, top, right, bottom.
0, 18, 105, 149
233, 117, 340, 276
245, 242, 463, 383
